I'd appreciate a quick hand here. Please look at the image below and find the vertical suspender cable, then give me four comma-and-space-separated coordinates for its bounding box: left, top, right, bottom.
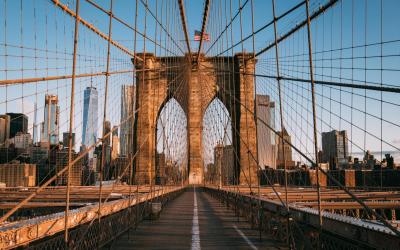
238, 0, 253, 191
271, 0, 290, 246
65, 0, 80, 245
305, 0, 322, 228
132, 0, 140, 230
99, 0, 114, 227
249, 0, 262, 240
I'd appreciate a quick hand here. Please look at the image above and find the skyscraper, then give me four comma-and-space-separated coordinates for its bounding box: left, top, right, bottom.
7, 113, 28, 138
120, 85, 135, 156
82, 87, 98, 157
256, 95, 276, 169
0, 115, 10, 147
30, 146, 49, 184
321, 130, 349, 170
276, 127, 294, 168
41, 95, 59, 145
55, 148, 82, 186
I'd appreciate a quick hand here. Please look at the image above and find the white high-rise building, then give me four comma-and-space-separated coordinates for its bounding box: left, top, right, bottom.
41, 95, 59, 145
256, 95, 276, 169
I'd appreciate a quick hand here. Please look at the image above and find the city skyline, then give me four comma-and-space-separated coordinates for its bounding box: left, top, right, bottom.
0, 92, 398, 166
0, 1, 399, 248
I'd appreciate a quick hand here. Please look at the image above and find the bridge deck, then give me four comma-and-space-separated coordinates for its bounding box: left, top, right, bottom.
111, 187, 285, 250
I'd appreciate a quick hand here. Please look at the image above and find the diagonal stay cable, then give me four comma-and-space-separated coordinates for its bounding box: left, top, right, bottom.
200, 62, 286, 206
139, 0, 186, 55
204, 0, 250, 55
85, 0, 180, 57
50, 0, 143, 62
0, 65, 188, 225
196, 0, 211, 63
213, 0, 305, 57
208, 65, 400, 237
250, 0, 339, 60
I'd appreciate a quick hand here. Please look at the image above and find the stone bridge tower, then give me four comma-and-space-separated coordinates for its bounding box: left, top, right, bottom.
133, 53, 258, 185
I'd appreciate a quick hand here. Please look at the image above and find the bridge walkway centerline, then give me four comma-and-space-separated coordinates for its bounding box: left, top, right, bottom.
110, 187, 285, 250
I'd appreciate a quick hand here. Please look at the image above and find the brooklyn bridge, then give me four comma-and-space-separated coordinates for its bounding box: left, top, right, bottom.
0, 0, 400, 249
